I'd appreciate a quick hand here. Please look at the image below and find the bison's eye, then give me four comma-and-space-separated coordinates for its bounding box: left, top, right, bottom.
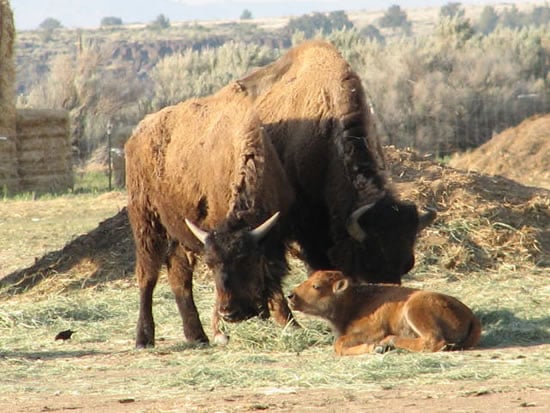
312, 284, 321, 290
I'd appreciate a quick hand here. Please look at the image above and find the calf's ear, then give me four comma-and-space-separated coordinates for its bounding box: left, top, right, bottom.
332, 279, 349, 294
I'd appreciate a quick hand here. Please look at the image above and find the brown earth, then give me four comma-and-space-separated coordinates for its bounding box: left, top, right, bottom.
1, 380, 548, 413
450, 114, 550, 190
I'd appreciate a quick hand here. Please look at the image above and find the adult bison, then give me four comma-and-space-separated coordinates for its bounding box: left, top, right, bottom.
238, 40, 435, 284
125, 82, 295, 348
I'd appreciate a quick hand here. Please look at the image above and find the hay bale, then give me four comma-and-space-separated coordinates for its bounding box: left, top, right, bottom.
0, 0, 18, 193
16, 109, 74, 193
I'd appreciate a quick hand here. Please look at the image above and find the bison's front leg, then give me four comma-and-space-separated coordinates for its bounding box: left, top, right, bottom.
211, 298, 229, 346
269, 289, 300, 328
166, 248, 209, 344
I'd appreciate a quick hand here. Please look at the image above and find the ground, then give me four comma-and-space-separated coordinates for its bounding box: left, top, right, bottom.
2, 375, 548, 412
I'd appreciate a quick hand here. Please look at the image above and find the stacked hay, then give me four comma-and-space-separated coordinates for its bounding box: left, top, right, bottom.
15, 109, 74, 193
449, 115, 550, 189
0, 0, 18, 193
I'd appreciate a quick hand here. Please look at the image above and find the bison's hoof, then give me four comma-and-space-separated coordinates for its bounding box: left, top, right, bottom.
214, 333, 230, 346
135, 342, 154, 349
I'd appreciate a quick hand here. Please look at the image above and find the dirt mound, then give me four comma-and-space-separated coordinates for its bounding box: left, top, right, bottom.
386, 146, 549, 272
449, 114, 550, 189
0, 209, 134, 295
1, 147, 548, 295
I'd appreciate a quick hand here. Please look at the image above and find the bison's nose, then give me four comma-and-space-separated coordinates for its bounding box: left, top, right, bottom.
286, 292, 295, 300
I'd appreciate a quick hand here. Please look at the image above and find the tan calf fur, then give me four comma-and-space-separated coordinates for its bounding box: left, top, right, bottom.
287, 271, 481, 355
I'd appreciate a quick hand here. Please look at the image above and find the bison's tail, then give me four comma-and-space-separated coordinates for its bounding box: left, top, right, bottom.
459, 316, 482, 349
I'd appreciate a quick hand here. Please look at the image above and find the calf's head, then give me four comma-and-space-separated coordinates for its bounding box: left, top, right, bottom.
185, 212, 280, 323
343, 196, 436, 283
287, 270, 350, 318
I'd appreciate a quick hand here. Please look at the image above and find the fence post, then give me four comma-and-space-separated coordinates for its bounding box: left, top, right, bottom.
106, 121, 112, 191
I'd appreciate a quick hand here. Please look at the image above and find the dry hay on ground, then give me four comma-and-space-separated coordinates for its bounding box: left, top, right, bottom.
1, 147, 548, 295
386, 146, 549, 272
450, 114, 550, 189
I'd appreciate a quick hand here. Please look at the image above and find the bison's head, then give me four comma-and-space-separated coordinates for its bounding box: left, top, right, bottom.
185, 212, 281, 323
338, 196, 436, 283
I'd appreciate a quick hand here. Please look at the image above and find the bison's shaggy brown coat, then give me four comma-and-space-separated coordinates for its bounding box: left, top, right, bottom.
238, 40, 434, 284
125, 83, 294, 347
288, 270, 481, 355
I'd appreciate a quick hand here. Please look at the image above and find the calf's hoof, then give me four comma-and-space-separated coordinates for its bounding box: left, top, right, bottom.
374, 343, 394, 354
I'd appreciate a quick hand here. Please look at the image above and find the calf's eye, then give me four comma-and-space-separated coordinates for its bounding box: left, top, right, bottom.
312, 284, 321, 290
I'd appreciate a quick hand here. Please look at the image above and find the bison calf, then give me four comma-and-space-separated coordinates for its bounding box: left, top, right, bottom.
287, 270, 481, 355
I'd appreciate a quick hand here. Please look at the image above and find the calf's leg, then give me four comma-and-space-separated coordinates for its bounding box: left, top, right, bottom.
378, 334, 447, 352
334, 332, 384, 356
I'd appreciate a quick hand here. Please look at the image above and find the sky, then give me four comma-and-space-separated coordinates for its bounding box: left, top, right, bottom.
10, 0, 541, 31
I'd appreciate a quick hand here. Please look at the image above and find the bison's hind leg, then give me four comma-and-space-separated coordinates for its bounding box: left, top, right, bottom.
133, 221, 167, 349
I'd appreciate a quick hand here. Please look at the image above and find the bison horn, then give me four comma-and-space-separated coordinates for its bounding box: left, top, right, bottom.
249, 211, 280, 243
185, 219, 209, 245
417, 208, 437, 232
346, 203, 375, 242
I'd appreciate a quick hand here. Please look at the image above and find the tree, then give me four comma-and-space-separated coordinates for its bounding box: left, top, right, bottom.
500, 5, 524, 29
477, 6, 499, 35
240, 9, 253, 20
359, 24, 385, 43
285, 11, 353, 38
328, 10, 354, 31
39, 17, 62, 31
440, 2, 465, 20
379, 5, 412, 34
101, 16, 123, 27
530, 5, 550, 26
148, 14, 170, 30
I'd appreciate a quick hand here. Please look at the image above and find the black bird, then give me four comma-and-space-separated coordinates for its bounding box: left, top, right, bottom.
55, 329, 76, 341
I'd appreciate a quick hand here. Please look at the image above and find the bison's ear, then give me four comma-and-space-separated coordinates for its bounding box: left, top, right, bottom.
332, 278, 349, 294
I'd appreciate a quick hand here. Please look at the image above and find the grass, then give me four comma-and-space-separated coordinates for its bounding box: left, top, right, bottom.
1, 263, 548, 400
0, 191, 548, 405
